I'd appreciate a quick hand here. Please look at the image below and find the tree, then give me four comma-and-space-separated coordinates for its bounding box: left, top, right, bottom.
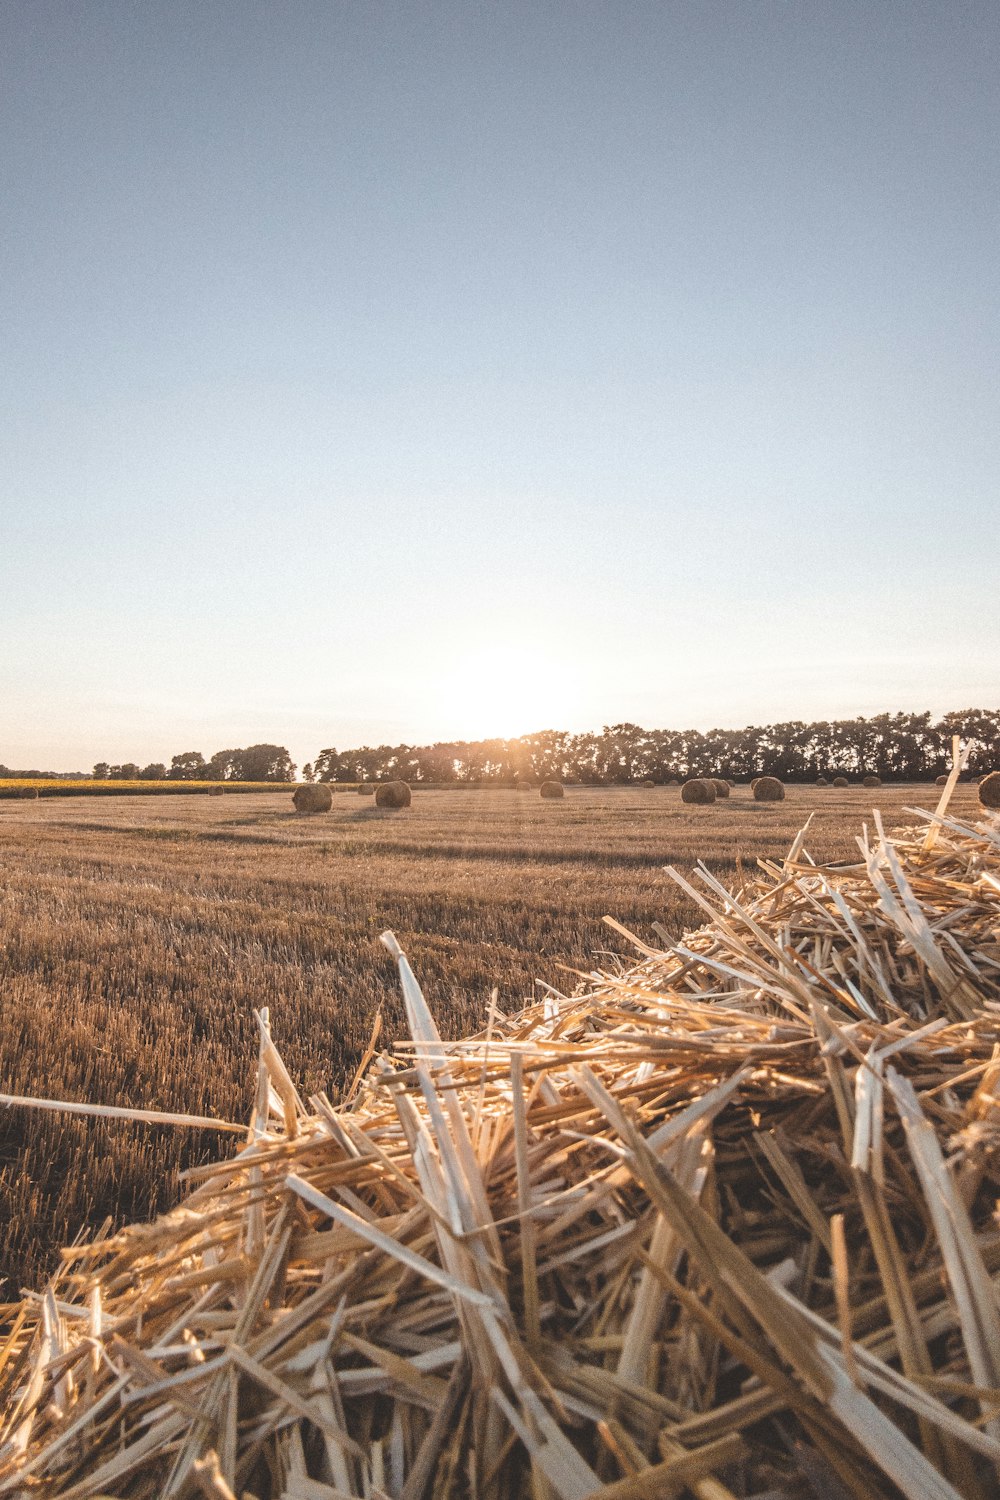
168, 752, 207, 781
313, 747, 342, 782
414, 744, 460, 782
302, 763, 314, 782
92, 762, 109, 780
230, 744, 296, 783
139, 763, 166, 780
939, 709, 1000, 774
206, 749, 236, 782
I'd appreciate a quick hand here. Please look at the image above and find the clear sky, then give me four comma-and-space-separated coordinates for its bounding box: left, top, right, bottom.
3, 1, 998, 772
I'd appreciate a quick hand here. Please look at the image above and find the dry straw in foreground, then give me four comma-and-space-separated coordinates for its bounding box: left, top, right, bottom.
3, 786, 1000, 1498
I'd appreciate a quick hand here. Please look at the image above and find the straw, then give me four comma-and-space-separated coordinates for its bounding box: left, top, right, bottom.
2, 808, 999, 1497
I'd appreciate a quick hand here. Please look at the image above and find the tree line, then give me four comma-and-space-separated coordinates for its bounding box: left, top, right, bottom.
7, 709, 996, 787
90, 744, 296, 783
312, 709, 1000, 785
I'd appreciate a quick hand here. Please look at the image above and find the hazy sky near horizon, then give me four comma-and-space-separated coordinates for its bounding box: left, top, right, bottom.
3, 1, 998, 771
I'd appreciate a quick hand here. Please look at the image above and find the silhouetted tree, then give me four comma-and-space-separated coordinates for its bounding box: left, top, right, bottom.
230, 744, 295, 782
168, 751, 207, 781
108, 763, 141, 780
939, 709, 1000, 773
206, 749, 236, 781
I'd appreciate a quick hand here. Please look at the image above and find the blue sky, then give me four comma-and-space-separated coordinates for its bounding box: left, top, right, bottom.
2, 1, 998, 771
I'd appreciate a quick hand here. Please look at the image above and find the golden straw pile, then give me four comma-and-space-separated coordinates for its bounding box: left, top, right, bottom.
2, 802, 1000, 1499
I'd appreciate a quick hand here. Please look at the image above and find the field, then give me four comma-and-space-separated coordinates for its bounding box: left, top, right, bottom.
0, 778, 303, 797
0, 780, 975, 1297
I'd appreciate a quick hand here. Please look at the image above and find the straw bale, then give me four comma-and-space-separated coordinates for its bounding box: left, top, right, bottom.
816, 775, 829, 786
357, 783, 375, 795
681, 777, 716, 804
209, 786, 225, 796
710, 778, 730, 798
833, 775, 850, 787
936, 774, 949, 785
13, 786, 38, 799
863, 774, 882, 788
5, 786, 1000, 1498
375, 779, 411, 808
539, 780, 564, 798
752, 775, 784, 801
292, 783, 332, 813
979, 771, 1000, 809
642, 778, 656, 788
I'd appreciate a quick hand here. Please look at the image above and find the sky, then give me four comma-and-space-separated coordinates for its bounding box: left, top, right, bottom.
2, 1, 998, 772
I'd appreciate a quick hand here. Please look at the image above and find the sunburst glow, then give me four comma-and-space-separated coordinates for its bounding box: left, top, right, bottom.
437, 646, 580, 741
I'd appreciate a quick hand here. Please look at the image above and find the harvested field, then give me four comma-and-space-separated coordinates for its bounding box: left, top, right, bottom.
0, 788, 998, 1497
0, 779, 306, 799
0, 784, 979, 1295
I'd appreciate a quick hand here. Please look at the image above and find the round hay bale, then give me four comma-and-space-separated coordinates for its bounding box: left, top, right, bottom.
209, 786, 225, 796
681, 778, 716, 805
935, 775, 949, 786
863, 774, 881, 788
752, 776, 785, 802
979, 772, 1000, 810
750, 777, 761, 793
667, 778, 680, 787
711, 778, 730, 799
515, 778, 535, 792
292, 784, 332, 813
14, 786, 39, 799
375, 780, 411, 809
832, 776, 849, 788
727, 779, 736, 788
539, 780, 564, 799
816, 776, 829, 787
642, 779, 656, 788
358, 784, 375, 796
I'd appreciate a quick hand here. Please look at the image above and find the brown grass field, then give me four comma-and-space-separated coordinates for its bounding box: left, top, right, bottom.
0, 781, 976, 1296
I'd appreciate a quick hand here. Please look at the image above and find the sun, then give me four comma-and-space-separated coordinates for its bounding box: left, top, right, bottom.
437, 645, 575, 741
